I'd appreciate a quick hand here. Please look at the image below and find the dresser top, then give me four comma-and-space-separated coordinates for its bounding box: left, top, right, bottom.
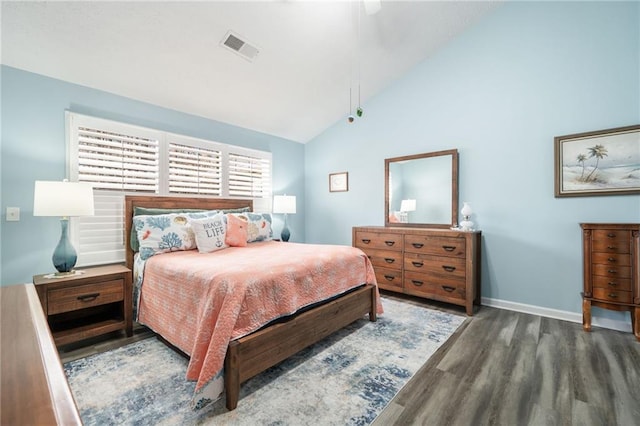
580, 223, 640, 230
354, 225, 481, 236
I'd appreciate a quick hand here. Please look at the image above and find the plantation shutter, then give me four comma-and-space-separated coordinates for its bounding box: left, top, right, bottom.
69, 114, 162, 266
68, 112, 272, 267
228, 151, 272, 198
168, 143, 222, 195
76, 127, 160, 192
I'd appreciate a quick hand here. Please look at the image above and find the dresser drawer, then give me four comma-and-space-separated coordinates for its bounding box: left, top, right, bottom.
354, 231, 402, 251
363, 248, 402, 270
592, 288, 633, 304
404, 253, 465, 279
592, 264, 631, 279
404, 271, 466, 301
592, 275, 632, 291
592, 252, 631, 267
48, 279, 124, 315
374, 267, 403, 290
404, 235, 465, 258
592, 229, 631, 242
592, 238, 631, 254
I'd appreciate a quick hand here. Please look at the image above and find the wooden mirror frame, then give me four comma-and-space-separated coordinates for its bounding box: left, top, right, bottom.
384, 149, 459, 228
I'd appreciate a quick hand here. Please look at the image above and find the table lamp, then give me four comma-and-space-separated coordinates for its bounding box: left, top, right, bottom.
33, 180, 95, 275
272, 194, 296, 242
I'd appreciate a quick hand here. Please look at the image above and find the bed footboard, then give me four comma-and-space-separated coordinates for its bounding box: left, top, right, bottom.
224, 284, 376, 410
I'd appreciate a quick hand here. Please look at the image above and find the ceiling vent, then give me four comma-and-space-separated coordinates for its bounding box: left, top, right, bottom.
220, 31, 259, 62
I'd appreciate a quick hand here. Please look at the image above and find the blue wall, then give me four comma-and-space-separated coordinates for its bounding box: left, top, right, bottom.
1, 66, 305, 285
305, 2, 640, 321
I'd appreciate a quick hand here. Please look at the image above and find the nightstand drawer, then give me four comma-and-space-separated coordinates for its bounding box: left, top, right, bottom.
48, 279, 124, 315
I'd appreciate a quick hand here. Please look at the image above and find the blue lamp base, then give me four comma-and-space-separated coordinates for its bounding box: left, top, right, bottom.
281, 214, 291, 242
52, 218, 78, 275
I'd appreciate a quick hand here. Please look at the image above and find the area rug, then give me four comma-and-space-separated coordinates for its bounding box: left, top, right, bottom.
64, 297, 465, 425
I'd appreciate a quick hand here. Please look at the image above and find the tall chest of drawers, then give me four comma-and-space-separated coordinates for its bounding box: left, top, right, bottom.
353, 226, 481, 315
581, 223, 640, 341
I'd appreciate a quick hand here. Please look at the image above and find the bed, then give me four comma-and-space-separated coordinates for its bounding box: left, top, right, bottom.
123, 195, 380, 410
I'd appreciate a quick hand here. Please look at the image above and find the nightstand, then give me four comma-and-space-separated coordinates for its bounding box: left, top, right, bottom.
33, 264, 133, 347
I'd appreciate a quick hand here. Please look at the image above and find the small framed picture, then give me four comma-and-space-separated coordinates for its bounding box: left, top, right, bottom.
329, 172, 349, 192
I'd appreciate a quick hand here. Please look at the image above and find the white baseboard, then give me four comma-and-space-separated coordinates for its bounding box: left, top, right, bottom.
481, 297, 633, 334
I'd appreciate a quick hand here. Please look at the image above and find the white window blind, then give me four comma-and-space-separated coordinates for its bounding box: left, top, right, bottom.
168, 142, 222, 196
228, 152, 272, 198
67, 112, 272, 267
77, 127, 159, 192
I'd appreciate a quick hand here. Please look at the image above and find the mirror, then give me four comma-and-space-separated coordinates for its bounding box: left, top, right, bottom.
385, 149, 458, 228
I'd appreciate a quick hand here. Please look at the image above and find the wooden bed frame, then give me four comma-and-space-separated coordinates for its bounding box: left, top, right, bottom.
123, 195, 377, 410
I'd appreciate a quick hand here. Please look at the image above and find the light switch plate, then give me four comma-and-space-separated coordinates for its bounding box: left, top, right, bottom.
6, 207, 20, 221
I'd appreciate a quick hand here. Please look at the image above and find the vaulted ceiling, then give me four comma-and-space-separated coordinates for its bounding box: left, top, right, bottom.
2, 1, 500, 143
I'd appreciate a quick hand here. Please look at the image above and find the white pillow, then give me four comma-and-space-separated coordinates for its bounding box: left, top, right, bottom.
190, 214, 228, 253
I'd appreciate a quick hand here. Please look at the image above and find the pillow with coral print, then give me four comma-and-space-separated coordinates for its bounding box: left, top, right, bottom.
224, 213, 248, 247
189, 214, 228, 253
133, 213, 198, 260
237, 212, 273, 243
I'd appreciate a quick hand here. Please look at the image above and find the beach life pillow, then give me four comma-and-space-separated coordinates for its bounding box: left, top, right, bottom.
189, 214, 228, 253
133, 213, 199, 260
225, 213, 248, 247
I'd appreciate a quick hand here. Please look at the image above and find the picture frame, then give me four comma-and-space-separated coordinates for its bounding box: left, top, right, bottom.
329, 172, 349, 192
554, 124, 640, 197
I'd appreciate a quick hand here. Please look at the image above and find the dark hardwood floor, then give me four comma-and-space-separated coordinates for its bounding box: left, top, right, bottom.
375, 292, 640, 426
59, 292, 640, 425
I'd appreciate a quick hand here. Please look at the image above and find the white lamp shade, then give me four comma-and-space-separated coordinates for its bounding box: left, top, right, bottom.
273, 195, 296, 214
33, 181, 95, 217
400, 199, 416, 212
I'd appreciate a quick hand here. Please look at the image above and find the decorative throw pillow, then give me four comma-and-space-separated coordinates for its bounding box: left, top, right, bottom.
225, 214, 248, 247
133, 213, 198, 260
238, 212, 273, 243
130, 208, 220, 252
190, 214, 228, 253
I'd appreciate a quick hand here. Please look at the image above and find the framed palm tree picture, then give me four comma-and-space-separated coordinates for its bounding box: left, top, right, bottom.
554, 124, 640, 197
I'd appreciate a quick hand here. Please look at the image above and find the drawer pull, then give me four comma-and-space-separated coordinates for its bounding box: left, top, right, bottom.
442, 265, 456, 272
608, 293, 618, 298
607, 233, 616, 238
442, 245, 456, 252
412, 280, 424, 286
608, 269, 617, 274
608, 282, 618, 287
361, 239, 371, 244
442, 285, 455, 292
384, 275, 396, 281
412, 243, 424, 249
411, 261, 424, 267
77, 293, 100, 302
607, 246, 616, 250
608, 257, 616, 262
385, 240, 396, 247
384, 258, 395, 264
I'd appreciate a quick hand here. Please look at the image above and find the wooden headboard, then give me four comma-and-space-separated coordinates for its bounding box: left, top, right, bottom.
123, 195, 254, 270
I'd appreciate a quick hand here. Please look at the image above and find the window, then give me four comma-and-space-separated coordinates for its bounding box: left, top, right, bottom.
67, 112, 272, 266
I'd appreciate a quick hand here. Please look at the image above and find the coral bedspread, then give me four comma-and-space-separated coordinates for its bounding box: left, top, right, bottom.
137, 241, 381, 407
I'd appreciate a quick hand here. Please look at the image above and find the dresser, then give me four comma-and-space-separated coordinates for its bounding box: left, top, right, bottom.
353, 226, 481, 315
580, 223, 640, 341
1, 284, 81, 425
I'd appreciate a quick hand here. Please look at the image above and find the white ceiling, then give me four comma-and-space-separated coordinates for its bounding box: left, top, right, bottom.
1, 1, 500, 143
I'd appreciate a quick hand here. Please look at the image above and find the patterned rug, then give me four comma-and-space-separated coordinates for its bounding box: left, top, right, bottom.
64, 297, 465, 425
